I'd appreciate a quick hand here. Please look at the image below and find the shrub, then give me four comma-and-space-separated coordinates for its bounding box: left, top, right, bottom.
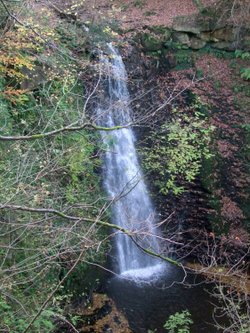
164, 310, 193, 333
142, 99, 214, 195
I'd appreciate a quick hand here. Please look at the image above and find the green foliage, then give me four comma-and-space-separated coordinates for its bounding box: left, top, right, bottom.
235, 50, 250, 60
239, 317, 250, 333
213, 80, 222, 91
173, 50, 193, 70
0, 295, 55, 333
199, 46, 235, 60
0, 3, 108, 333
120, 3, 130, 11
164, 310, 193, 333
142, 97, 214, 195
240, 67, 250, 80
63, 133, 102, 205
233, 50, 250, 80
56, 20, 88, 52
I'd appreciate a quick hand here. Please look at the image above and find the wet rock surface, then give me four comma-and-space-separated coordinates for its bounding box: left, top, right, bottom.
79, 294, 132, 333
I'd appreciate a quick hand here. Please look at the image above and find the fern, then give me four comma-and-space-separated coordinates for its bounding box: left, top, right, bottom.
235, 50, 250, 60
240, 68, 250, 80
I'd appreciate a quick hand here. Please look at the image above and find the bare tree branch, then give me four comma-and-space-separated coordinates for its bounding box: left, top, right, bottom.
0, 122, 131, 141
0, 204, 180, 267
22, 246, 85, 333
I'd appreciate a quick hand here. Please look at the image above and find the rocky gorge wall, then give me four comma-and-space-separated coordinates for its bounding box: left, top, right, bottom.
139, 8, 250, 54
118, 20, 250, 267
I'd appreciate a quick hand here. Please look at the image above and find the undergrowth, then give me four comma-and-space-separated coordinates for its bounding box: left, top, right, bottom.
141, 96, 214, 195
0, 1, 108, 332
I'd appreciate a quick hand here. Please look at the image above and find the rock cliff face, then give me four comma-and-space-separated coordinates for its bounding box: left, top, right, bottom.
118, 27, 250, 266
138, 9, 249, 53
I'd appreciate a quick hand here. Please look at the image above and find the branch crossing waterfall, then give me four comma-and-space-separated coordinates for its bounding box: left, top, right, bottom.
97, 43, 164, 280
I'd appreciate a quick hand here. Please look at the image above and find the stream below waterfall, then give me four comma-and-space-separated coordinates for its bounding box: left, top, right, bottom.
105, 265, 222, 333
97, 44, 225, 332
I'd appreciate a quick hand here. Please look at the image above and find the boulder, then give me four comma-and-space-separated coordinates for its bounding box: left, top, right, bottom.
199, 32, 212, 42
190, 37, 206, 50
210, 28, 235, 42
148, 25, 172, 42
80, 293, 132, 333
199, 27, 242, 50
211, 41, 236, 51
173, 14, 208, 34
173, 32, 191, 47
172, 10, 227, 35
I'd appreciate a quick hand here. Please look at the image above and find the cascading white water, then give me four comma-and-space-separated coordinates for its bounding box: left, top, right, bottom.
97, 44, 163, 279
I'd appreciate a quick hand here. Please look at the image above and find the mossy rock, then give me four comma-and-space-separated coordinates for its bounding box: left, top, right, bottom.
190, 37, 206, 50
141, 32, 163, 51
141, 26, 172, 51
173, 32, 191, 47
173, 14, 210, 34
211, 28, 235, 42
211, 41, 237, 51
200, 27, 235, 43
172, 10, 227, 35
80, 293, 132, 333
148, 25, 172, 40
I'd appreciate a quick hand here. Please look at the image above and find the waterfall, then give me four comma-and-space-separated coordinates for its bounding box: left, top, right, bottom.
97, 44, 163, 279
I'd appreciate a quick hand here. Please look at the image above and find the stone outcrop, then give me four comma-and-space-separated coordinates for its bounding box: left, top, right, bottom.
190, 36, 206, 50
172, 9, 249, 51
141, 32, 163, 51
172, 14, 211, 34
140, 7, 250, 53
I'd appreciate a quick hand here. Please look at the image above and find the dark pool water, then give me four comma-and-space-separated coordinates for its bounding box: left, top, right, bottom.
105, 263, 224, 333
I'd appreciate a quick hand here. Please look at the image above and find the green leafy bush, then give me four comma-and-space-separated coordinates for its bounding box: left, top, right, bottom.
164, 310, 193, 333
0, 296, 55, 333
142, 99, 214, 195
235, 50, 250, 60
235, 50, 250, 80
240, 68, 250, 80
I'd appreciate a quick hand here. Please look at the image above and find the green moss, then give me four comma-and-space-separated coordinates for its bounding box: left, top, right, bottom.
141, 33, 163, 51
198, 45, 235, 59
172, 49, 194, 70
